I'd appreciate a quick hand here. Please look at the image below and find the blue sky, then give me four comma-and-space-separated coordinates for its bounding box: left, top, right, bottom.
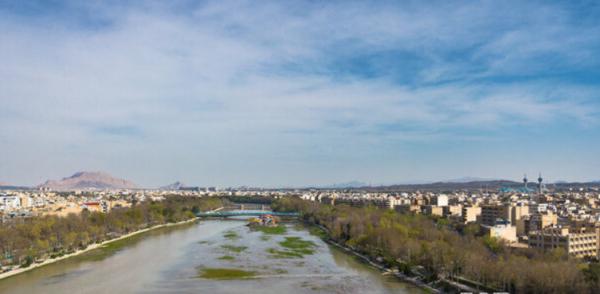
0, 0, 599, 187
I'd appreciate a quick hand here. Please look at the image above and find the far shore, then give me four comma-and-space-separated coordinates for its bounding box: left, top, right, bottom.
0, 217, 201, 281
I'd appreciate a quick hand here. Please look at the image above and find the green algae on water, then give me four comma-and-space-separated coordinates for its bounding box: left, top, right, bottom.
266, 236, 317, 258
266, 248, 304, 259
223, 231, 240, 240
254, 225, 287, 235
221, 245, 248, 253
279, 237, 316, 252
218, 255, 235, 261
197, 268, 256, 280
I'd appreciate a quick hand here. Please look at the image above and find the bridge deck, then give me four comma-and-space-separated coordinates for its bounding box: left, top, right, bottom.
196, 210, 299, 217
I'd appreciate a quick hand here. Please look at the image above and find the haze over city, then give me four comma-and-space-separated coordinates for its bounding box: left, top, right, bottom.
1, 0, 599, 187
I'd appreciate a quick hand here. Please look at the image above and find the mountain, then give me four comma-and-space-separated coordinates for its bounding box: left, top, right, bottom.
346, 180, 522, 192
327, 181, 369, 189
0, 181, 30, 190
38, 171, 138, 191
444, 177, 502, 183
160, 181, 186, 190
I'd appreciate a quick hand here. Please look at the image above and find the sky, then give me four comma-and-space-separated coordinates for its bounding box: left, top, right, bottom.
1, 0, 599, 188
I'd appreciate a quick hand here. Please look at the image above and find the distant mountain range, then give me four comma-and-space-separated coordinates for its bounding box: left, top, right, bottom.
326, 181, 369, 189
353, 180, 522, 192
443, 177, 504, 183
0, 181, 30, 189
38, 171, 138, 191
311, 178, 519, 191
2, 173, 598, 191
309, 177, 600, 191
159, 181, 186, 190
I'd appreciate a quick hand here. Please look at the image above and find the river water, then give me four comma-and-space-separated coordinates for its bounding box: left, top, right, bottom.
0, 219, 422, 293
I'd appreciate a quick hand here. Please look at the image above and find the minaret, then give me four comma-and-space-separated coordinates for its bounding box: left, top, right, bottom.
537, 173, 543, 194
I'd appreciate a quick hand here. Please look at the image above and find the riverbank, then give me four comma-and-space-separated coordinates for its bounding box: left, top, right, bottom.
312, 225, 440, 293
325, 238, 441, 293
0, 217, 201, 281
309, 222, 493, 293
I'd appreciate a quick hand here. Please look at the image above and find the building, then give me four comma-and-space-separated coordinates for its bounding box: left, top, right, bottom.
388, 197, 403, 209
0, 195, 20, 211
179, 186, 201, 192
530, 203, 548, 214
81, 202, 102, 213
433, 194, 448, 207
444, 204, 463, 217
510, 204, 530, 236
462, 206, 482, 223
528, 225, 599, 259
481, 204, 512, 226
527, 212, 558, 233
423, 205, 444, 217
483, 223, 518, 243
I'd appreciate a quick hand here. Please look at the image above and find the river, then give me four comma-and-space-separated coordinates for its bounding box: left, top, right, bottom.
0, 219, 423, 293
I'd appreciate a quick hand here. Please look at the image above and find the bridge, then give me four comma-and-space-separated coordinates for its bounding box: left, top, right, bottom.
196, 210, 299, 218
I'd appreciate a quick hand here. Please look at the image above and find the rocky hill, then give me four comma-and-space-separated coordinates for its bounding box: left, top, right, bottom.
159, 181, 186, 190
38, 171, 138, 191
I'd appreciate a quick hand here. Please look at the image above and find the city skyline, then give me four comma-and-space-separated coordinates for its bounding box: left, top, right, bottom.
1, 1, 600, 187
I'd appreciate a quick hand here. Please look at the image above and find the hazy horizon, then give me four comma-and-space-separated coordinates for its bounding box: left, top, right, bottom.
1, 1, 599, 187
0, 170, 596, 189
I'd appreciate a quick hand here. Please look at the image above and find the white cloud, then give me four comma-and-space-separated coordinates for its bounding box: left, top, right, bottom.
0, 1, 599, 186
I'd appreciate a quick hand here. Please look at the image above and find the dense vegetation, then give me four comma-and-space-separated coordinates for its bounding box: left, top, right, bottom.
273, 197, 600, 294
0, 196, 223, 269
225, 195, 273, 204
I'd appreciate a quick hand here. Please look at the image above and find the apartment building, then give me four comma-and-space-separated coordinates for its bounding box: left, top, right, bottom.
432, 194, 448, 207
423, 205, 444, 217
528, 225, 599, 259
481, 204, 512, 226
510, 204, 530, 236
444, 204, 463, 217
462, 206, 482, 223
527, 212, 558, 234
0, 195, 20, 211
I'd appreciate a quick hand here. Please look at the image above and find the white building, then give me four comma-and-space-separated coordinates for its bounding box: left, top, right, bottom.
0, 195, 21, 211
433, 194, 448, 207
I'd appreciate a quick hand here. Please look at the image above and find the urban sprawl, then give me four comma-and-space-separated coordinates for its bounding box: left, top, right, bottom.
3, 176, 600, 260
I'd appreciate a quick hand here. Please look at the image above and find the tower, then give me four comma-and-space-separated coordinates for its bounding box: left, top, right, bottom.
537, 173, 543, 194
523, 174, 528, 189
